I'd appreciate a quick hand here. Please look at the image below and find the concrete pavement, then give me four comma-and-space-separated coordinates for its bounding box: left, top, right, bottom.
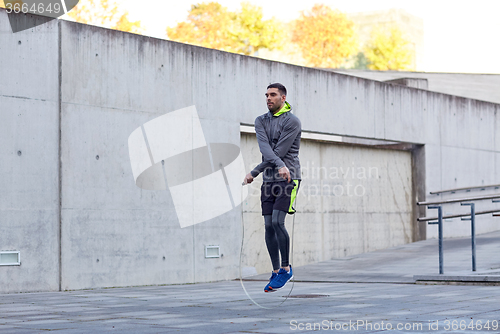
1, 231, 500, 333
247, 229, 500, 284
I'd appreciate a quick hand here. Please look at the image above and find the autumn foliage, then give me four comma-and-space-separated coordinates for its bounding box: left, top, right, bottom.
292, 4, 357, 68
0, 0, 417, 71
167, 2, 283, 56
231, 2, 283, 55
167, 3, 233, 51
67, 0, 143, 34
364, 25, 414, 71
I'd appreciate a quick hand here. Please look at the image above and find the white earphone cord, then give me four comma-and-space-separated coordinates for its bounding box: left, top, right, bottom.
239, 183, 296, 309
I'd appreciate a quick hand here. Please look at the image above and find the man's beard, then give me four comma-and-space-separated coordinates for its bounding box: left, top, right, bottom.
268, 103, 280, 113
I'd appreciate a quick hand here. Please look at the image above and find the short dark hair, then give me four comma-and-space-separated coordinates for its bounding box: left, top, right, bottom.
267, 83, 287, 96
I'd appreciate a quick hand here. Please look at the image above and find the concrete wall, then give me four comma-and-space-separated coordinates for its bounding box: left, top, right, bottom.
0, 13, 60, 292
384, 78, 429, 90
1, 9, 500, 292
58, 21, 243, 291
332, 69, 500, 105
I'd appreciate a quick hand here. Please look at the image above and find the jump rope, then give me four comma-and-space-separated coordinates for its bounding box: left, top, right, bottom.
238, 181, 297, 309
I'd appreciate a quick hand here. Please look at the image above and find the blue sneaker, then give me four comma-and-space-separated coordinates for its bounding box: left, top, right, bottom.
268, 266, 293, 291
264, 272, 278, 293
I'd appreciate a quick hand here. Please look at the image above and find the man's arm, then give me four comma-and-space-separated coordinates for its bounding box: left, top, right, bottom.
254, 117, 286, 169
273, 116, 301, 159
250, 161, 273, 177
246, 115, 300, 183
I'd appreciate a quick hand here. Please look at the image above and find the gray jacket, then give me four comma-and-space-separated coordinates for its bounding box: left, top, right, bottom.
250, 101, 301, 182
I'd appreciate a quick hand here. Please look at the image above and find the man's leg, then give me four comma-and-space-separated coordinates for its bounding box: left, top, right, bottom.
262, 183, 282, 292
271, 210, 290, 270
267, 209, 293, 291
270, 181, 299, 271
266, 181, 298, 291
264, 214, 280, 272
261, 182, 279, 272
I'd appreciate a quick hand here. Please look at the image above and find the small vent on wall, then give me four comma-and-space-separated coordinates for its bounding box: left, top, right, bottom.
0, 251, 20, 266
205, 245, 220, 258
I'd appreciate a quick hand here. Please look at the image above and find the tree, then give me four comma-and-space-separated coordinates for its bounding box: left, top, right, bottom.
364, 25, 414, 71
167, 2, 283, 56
113, 12, 142, 34
230, 2, 283, 55
349, 52, 369, 70
167, 2, 233, 51
291, 4, 357, 68
67, 0, 143, 34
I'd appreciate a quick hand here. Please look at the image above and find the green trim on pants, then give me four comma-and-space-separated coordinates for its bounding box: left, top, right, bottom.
288, 180, 299, 214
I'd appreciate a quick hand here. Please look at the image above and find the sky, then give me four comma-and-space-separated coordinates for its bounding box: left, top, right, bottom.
118, 0, 500, 74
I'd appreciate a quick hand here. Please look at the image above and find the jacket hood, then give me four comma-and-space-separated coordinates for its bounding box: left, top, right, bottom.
272, 101, 292, 117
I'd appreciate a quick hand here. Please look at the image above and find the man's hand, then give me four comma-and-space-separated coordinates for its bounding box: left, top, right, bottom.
243, 173, 254, 185
278, 166, 291, 183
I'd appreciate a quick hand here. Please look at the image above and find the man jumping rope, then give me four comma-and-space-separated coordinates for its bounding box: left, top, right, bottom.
243, 83, 301, 293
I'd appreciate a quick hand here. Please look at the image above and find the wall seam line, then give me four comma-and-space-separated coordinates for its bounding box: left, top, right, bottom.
57, 19, 62, 292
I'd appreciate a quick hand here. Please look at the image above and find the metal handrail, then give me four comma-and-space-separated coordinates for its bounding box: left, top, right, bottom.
417, 208, 500, 222
419, 196, 500, 275
417, 194, 500, 206
430, 184, 500, 195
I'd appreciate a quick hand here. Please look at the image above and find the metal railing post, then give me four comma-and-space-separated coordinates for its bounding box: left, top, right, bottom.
461, 203, 476, 272
417, 195, 500, 274
428, 205, 443, 274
